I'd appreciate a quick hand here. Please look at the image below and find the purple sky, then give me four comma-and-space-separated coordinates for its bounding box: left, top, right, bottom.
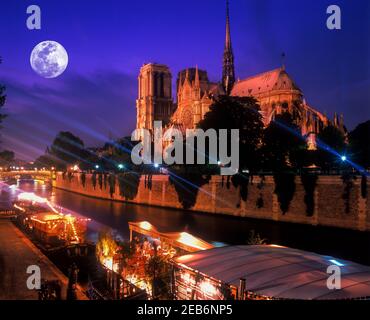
0, 0, 369, 161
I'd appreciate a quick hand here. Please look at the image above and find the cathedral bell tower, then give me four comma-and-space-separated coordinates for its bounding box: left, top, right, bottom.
136, 63, 173, 132
222, 0, 235, 95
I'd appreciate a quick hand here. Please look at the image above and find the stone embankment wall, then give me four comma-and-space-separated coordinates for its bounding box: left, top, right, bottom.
53, 172, 370, 232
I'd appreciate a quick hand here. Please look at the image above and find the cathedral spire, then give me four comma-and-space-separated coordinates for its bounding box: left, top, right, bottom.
222, 0, 235, 95
195, 65, 200, 88
225, 0, 232, 50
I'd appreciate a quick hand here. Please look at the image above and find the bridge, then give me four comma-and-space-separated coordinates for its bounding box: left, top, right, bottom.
0, 170, 53, 182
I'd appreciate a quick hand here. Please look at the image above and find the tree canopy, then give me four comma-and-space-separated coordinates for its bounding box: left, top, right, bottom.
316, 124, 346, 171
49, 131, 88, 169
0, 150, 14, 167
0, 57, 8, 142
349, 120, 370, 169
197, 95, 264, 172
261, 112, 307, 172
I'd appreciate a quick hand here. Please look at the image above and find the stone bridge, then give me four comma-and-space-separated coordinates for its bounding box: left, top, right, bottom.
0, 170, 53, 182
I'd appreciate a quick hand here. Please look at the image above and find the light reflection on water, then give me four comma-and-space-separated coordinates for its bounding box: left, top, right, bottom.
2, 180, 370, 266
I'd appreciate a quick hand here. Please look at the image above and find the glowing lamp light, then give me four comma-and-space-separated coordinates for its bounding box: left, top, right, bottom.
178, 232, 206, 250
341, 155, 347, 162
329, 259, 345, 267
199, 280, 217, 296
18, 192, 47, 204
269, 244, 286, 248
140, 221, 152, 231
102, 257, 113, 271
154, 163, 159, 168
118, 164, 124, 170
95, 165, 100, 169
217, 161, 221, 166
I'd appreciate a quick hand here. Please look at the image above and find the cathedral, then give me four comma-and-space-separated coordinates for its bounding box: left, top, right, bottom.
135, 1, 345, 148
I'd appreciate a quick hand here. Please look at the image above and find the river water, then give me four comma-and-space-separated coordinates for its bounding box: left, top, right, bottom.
3, 180, 370, 266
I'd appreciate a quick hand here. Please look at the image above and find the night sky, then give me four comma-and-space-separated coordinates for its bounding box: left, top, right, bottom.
0, 0, 369, 161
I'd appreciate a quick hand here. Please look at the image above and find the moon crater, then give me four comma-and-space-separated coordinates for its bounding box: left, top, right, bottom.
30, 41, 68, 78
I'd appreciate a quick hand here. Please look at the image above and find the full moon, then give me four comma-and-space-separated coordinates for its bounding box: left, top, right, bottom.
30, 41, 68, 78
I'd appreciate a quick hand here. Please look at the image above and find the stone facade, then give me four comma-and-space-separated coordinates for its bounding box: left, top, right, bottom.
135, 1, 346, 143
136, 63, 173, 132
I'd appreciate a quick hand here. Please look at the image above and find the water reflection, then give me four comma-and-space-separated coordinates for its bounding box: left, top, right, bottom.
2, 180, 370, 265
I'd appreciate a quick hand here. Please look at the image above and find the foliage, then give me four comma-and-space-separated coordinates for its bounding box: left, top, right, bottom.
0, 150, 14, 167
98, 173, 103, 190
103, 173, 108, 189
301, 173, 318, 217
247, 230, 266, 245
99, 136, 135, 172
349, 120, 370, 169
197, 95, 264, 172
49, 131, 88, 169
256, 196, 264, 209
361, 175, 368, 199
169, 171, 211, 210
92, 172, 97, 189
67, 171, 73, 182
117, 172, 141, 200
273, 172, 296, 214
0, 57, 7, 139
144, 254, 171, 299
256, 175, 265, 209
316, 125, 346, 171
341, 173, 356, 214
231, 173, 249, 203
34, 153, 60, 169
80, 173, 86, 188
109, 174, 116, 197
261, 112, 306, 172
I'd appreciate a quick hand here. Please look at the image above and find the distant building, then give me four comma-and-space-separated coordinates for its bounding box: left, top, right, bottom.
135, 0, 345, 147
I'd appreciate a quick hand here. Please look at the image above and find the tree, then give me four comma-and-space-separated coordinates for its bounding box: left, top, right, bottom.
100, 136, 134, 171
197, 95, 264, 172
260, 112, 306, 214
49, 131, 88, 169
261, 112, 306, 172
316, 124, 346, 171
0, 150, 14, 167
34, 153, 60, 169
349, 120, 370, 169
0, 57, 8, 142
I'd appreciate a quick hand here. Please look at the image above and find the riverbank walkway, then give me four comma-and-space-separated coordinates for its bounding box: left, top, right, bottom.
0, 220, 87, 300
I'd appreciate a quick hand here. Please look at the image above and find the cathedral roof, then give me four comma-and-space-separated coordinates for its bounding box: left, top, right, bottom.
231, 67, 301, 97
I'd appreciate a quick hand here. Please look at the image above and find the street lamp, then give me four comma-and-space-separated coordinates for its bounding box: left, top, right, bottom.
341, 155, 347, 162
118, 164, 124, 170
95, 165, 100, 170
154, 163, 159, 168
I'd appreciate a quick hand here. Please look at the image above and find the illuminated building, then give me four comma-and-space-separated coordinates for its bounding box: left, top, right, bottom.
135, 1, 346, 147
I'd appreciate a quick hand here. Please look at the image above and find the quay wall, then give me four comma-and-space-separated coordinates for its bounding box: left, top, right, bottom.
53, 173, 370, 232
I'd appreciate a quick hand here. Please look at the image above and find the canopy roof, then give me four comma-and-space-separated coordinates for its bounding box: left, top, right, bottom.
128, 221, 214, 253
30, 212, 64, 223
175, 245, 370, 300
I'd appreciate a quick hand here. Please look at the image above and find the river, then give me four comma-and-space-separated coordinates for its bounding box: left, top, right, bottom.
3, 180, 370, 266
